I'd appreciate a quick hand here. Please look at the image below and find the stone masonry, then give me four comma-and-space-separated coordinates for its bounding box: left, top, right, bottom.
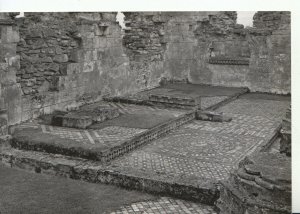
0, 11, 291, 134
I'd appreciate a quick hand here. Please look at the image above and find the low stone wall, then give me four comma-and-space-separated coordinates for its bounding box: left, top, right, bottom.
103, 110, 195, 162
216, 152, 291, 214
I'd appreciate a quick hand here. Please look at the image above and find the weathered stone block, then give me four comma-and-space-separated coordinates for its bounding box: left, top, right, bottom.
8, 55, 20, 69
83, 61, 94, 73
280, 130, 291, 156
149, 94, 200, 107
62, 114, 93, 129
66, 63, 82, 75
94, 37, 107, 48
82, 38, 94, 49
53, 54, 68, 63
61, 105, 120, 126
195, 110, 232, 122
41, 57, 53, 63
1, 26, 20, 43
84, 105, 120, 122
69, 50, 84, 62
0, 43, 17, 60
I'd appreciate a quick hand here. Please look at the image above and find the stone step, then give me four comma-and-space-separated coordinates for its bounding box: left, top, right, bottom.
0, 146, 219, 205
148, 94, 201, 107
106, 87, 249, 111
61, 105, 120, 129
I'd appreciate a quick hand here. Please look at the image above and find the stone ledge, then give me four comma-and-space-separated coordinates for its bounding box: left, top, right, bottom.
0, 147, 219, 205
149, 94, 200, 108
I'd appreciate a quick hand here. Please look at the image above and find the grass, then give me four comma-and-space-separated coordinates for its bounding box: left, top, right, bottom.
0, 164, 157, 214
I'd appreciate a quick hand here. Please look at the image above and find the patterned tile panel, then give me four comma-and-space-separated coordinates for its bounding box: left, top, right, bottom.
217, 98, 290, 120
17, 123, 147, 146
44, 125, 147, 146
111, 98, 290, 181
108, 197, 217, 214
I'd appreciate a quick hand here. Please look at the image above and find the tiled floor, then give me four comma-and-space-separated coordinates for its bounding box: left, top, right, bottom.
111, 96, 290, 181
16, 122, 147, 146
108, 197, 217, 214
43, 125, 147, 145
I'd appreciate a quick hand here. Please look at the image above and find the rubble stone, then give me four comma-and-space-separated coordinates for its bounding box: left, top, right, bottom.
280, 106, 291, 156
195, 110, 232, 122
216, 152, 291, 214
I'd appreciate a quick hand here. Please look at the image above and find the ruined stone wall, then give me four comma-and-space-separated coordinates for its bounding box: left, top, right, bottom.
0, 13, 22, 126
123, 12, 167, 87
123, 11, 290, 94
165, 12, 250, 86
248, 11, 291, 94
122, 12, 247, 85
14, 12, 136, 123
0, 11, 291, 126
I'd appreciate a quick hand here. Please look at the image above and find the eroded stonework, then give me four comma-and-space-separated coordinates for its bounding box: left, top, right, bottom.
0, 11, 291, 126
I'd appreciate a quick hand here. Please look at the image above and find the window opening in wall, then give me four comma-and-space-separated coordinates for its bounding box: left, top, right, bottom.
16, 12, 25, 18
116, 12, 126, 29
237, 11, 256, 27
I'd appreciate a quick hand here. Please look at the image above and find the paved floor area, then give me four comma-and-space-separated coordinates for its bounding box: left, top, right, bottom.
108, 197, 217, 214
110, 94, 290, 181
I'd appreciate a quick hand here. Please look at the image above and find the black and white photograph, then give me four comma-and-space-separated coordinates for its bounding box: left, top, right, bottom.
0, 0, 298, 213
